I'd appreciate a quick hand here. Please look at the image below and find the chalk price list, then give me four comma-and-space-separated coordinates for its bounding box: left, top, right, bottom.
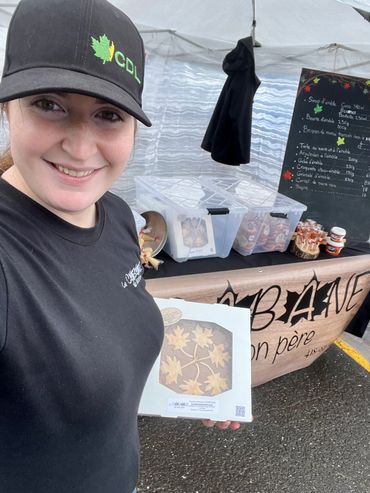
284, 96, 369, 199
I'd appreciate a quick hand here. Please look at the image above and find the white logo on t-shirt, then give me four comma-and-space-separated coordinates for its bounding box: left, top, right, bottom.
121, 261, 143, 289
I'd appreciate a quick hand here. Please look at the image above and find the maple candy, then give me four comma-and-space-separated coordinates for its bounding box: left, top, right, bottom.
232, 214, 261, 255
259, 216, 291, 252
139, 228, 163, 270
291, 219, 327, 260
138, 211, 167, 270
160, 319, 232, 396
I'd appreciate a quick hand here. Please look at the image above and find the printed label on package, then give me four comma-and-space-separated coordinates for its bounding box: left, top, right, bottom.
166, 398, 219, 415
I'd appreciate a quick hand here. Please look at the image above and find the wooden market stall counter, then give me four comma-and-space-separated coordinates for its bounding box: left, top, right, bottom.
144, 244, 370, 387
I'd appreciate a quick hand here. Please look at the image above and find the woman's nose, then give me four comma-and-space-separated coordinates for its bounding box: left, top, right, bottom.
61, 122, 98, 161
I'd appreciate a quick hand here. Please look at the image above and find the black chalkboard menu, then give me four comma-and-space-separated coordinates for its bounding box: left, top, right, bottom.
278, 68, 370, 243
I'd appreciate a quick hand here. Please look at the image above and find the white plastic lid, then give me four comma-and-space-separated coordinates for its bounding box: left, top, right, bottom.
330, 226, 346, 237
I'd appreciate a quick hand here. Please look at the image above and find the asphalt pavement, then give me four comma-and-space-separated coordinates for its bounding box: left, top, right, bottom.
137, 343, 370, 493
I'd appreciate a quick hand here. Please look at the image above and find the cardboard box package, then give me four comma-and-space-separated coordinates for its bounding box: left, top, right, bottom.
139, 298, 252, 422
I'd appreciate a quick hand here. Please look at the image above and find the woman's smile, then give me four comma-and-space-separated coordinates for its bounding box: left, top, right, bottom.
53, 163, 95, 178
45, 159, 97, 179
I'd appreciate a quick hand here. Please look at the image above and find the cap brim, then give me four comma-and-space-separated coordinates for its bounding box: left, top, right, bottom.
0, 67, 152, 127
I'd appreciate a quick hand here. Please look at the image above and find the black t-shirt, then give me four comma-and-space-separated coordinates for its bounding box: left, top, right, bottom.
0, 179, 164, 493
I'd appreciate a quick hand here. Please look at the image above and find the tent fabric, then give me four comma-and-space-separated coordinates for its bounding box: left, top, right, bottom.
0, 1, 370, 60
0, 0, 369, 207
114, 0, 370, 49
337, 0, 370, 12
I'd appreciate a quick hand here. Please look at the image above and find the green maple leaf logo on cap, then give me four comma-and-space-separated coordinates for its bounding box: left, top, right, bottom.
91, 34, 115, 64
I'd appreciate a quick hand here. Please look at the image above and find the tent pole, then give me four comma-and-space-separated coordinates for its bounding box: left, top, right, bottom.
251, 0, 261, 47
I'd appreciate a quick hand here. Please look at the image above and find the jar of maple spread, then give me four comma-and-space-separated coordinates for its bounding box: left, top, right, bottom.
325, 238, 345, 256
325, 227, 346, 256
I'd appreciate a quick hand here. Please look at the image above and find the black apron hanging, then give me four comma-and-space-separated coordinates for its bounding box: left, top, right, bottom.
201, 36, 260, 166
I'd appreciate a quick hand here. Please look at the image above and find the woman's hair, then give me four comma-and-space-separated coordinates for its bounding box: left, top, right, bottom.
0, 103, 12, 173
0, 148, 12, 174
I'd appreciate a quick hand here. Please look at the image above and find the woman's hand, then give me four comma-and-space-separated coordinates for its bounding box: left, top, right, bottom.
202, 419, 241, 430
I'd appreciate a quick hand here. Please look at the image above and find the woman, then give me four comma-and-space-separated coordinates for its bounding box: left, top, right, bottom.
0, 0, 239, 491
0, 1, 163, 492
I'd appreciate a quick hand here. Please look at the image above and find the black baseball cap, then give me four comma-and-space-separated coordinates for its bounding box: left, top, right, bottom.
0, 0, 151, 126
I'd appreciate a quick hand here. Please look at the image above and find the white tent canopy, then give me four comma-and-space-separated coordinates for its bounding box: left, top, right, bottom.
0, 0, 369, 204
0, 0, 370, 73
113, 0, 370, 51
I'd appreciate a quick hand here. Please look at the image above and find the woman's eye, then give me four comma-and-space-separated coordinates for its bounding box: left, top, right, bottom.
97, 110, 123, 122
33, 99, 62, 112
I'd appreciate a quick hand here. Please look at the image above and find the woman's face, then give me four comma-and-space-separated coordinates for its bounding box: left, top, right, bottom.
5, 92, 135, 226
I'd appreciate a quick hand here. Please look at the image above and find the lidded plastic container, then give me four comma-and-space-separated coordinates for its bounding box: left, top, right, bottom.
135, 176, 247, 262
202, 176, 307, 255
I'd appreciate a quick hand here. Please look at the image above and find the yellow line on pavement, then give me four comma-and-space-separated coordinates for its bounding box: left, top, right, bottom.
335, 339, 370, 373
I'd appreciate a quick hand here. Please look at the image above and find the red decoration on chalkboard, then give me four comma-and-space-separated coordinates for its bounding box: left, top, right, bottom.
297, 70, 369, 97
282, 170, 293, 181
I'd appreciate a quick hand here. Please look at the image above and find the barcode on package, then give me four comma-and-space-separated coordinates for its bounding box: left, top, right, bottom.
235, 405, 246, 417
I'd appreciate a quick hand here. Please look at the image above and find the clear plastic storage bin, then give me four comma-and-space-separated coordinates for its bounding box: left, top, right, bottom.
202, 177, 307, 255
135, 176, 247, 262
